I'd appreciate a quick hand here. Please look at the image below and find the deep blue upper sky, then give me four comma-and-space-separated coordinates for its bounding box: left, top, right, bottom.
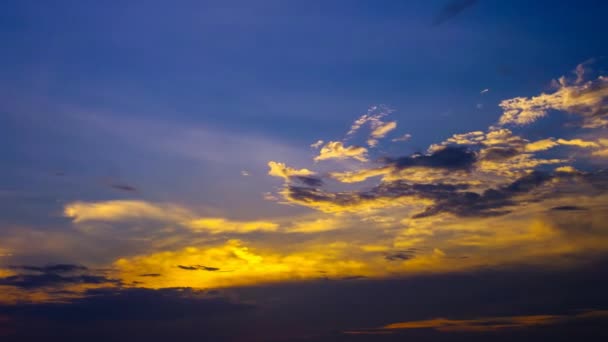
3, 1, 607, 202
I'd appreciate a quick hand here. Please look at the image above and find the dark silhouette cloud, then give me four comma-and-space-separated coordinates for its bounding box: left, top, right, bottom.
292, 175, 324, 187
340, 275, 367, 281
1, 264, 118, 289
0, 273, 119, 289
178, 265, 221, 272
413, 171, 553, 218
479, 147, 521, 161
385, 249, 418, 262
138, 273, 162, 277
551, 205, 588, 211
384, 146, 476, 171
285, 170, 608, 218
109, 183, 138, 192
9, 264, 88, 274
432, 0, 478, 26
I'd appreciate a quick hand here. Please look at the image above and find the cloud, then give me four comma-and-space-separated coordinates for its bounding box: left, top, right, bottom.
498, 75, 608, 127
310, 140, 324, 149
346, 105, 393, 137
346, 105, 398, 147
0, 286, 252, 321
481, 88, 490, 94
64, 200, 191, 224
525, 139, 559, 152
279, 183, 434, 213
328, 147, 477, 184
64, 200, 279, 234
392, 133, 412, 142
346, 310, 608, 334
432, 0, 478, 26
291, 175, 324, 187
314, 141, 368, 162
368, 121, 397, 147
550, 205, 587, 211
9, 264, 88, 274
285, 218, 342, 233
385, 146, 476, 171
556, 138, 600, 148
268, 161, 316, 180
0, 264, 120, 303
411, 171, 555, 218
109, 183, 138, 193
186, 217, 278, 234
282, 166, 608, 220
177, 265, 222, 272
0, 273, 117, 290
113, 239, 383, 289
384, 249, 418, 262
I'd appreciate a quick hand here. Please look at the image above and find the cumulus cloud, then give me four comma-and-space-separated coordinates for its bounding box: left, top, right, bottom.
314, 141, 369, 162
267, 161, 316, 179
265, 61, 608, 227
498, 71, 608, 127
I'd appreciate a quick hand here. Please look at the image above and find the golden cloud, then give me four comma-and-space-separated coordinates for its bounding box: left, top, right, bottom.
314, 141, 368, 162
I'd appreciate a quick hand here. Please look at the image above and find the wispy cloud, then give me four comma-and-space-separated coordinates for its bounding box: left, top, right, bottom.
432, 0, 478, 26
346, 310, 608, 334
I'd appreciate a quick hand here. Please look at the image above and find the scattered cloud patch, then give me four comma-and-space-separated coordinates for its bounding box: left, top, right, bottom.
314, 141, 368, 162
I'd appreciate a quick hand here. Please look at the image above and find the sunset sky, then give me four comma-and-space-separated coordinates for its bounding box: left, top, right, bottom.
2, 0, 608, 341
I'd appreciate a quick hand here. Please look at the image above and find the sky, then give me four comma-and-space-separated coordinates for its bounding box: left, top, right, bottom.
2, 0, 608, 340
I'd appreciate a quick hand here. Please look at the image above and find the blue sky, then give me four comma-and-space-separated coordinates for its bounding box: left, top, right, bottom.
2, 1, 608, 341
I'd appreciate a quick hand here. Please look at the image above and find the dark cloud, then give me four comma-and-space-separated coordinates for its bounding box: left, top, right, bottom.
413, 171, 554, 218
9, 264, 88, 274
1, 264, 119, 289
479, 147, 521, 161
551, 206, 588, 211
340, 275, 367, 281
385, 249, 418, 262
432, 0, 478, 26
109, 183, 138, 192
138, 273, 162, 277
384, 146, 476, 171
291, 175, 324, 187
0, 273, 119, 289
286, 170, 608, 218
178, 265, 221, 272
0, 287, 254, 342
286, 185, 358, 207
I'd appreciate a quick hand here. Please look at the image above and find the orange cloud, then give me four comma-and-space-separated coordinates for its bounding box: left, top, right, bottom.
345, 310, 608, 334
